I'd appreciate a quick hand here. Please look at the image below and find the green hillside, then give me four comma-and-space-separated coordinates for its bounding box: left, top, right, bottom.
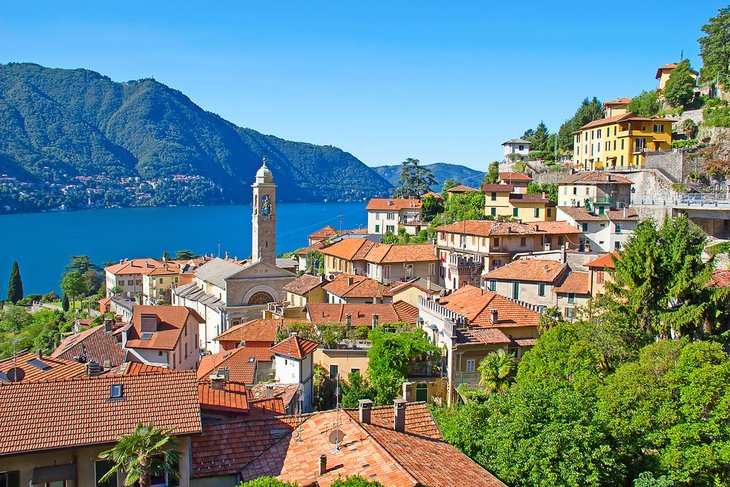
0, 63, 390, 212
372, 162, 485, 192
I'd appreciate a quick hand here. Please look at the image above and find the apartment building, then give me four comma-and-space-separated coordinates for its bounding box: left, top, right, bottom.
366, 198, 424, 235
483, 184, 556, 222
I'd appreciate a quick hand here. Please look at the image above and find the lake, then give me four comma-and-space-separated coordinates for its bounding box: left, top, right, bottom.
0, 202, 366, 295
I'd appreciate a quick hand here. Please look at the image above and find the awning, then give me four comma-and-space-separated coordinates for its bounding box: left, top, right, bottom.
32, 464, 76, 484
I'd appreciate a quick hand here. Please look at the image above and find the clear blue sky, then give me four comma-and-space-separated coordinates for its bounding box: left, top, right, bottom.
0, 1, 725, 170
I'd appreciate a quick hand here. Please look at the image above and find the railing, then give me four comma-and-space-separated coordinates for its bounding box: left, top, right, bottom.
453, 371, 480, 387
635, 196, 730, 208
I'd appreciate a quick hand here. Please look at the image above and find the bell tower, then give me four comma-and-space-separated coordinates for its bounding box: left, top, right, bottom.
251, 157, 277, 265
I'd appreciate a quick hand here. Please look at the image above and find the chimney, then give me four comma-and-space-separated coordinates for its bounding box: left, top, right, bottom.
104, 319, 113, 332
265, 384, 274, 398
371, 314, 379, 329
533, 224, 539, 231
490, 308, 499, 324
345, 313, 352, 329
402, 381, 413, 402
623, 207, 627, 218
347, 276, 354, 286
426, 276, 431, 290
210, 376, 226, 390
393, 399, 406, 432
37, 349, 43, 359
318, 454, 327, 476
359, 399, 373, 424
86, 361, 102, 376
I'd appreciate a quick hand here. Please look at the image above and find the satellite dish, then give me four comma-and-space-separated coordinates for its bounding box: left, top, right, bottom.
328, 429, 345, 444
7, 367, 25, 383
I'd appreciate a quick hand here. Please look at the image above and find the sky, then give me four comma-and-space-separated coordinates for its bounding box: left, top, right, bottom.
0, 1, 725, 171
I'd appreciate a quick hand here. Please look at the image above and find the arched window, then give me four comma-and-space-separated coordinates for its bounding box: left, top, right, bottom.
248, 291, 274, 305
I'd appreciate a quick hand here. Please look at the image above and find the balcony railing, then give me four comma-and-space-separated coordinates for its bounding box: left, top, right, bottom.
453, 371, 481, 388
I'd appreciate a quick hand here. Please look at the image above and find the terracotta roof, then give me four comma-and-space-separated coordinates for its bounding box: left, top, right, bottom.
555, 271, 591, 295
270, 336, 319, 360
437, 220, 582, 237
282, 274, 324, 296
585, 251, 619, 269
52, 325, 126, 366
323, 274, 389, 299
307, 302, 419, 326
107, 362, 174, 376
104, 258, 175, 276
439, 285, 540, 329
124, 305, 203, 351
559, 206, 639, 222
456, 327, 513, 346
295, 239, 327, 256
709, 269, 730, 288
0, 352, 87, 383
509, 193, 552, 205
192, 402, 504, 485
366, 198, 423, 211
307, 225, 338, 241
558, 171, 633, 184
578, 113, 672, 131
199, 381, 249, 414
249, 383, 300, 410
603, 97, 632, 107
656, 63, 698, 78
364, 243, 437, 264
484, 259, 567, 283
481, 183, 515, 193
499, 172, 532, 182
320, 238, 376, 261
214, 319, 288, 344
420, 191, 444, 200
447, 185, 480, 193
198, 347, 274, 384
342, 228, 369, 235
0, 371, 201, 456
384, 277, 443, 297
502, 139, 531, 145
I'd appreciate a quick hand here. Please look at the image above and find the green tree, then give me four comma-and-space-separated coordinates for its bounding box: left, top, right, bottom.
6, 261, 23, 304
331, 476, 384, 486
393, 158, 437, 199
367, 328, 439, 404
305, 249, 323, 275
161, 250, 171, 261
173, 250, 197, 260
61, 292, 70, 312
680, 118, 698, 139
99, 421, 180, 487
238, 478, 298, 487
698, 7, 730, 89
65, 255, 100, 274
628, 91, 661, 117
526, 182, 558, 205
478, 349, 516, 394
341, 371, 376, 408
483, 161, 499, 186
420, 194, 443, 222
557, 97, 603, 151
528, 121, 550, 152
60, 270, 89, 310
663, 60, 696, 108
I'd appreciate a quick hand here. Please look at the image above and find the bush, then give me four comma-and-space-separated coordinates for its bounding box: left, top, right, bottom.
238, 478, 298, 487
628, 91, 661, 117
680, 119, 698, 138
703, 101, 730, 127
671, 139, 698, 149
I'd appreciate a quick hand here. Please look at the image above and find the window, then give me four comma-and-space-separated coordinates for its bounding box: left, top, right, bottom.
615, 241, 622, 250
387, 212, 395, 220
512, 207, 519, 217
596, 270, 605, 284
429, 263, 436, 275
538, 283, 546, 297
568, 293, 575, 304
563, 187, 568, 195
490, 207, 497, 216
350, 368, 360, 376
375, 224, 380, 233
492, 237, 500, 248
466, 359, 476, 372
547, 208, 552, 218
518, 145, 524, 151
184, 342, 188, 357
383, 265, 391, 280
329, 364, 339, 378
621, 139, 625, 150
565, 307, 574, 319
520, 237, 526, 247
0, 471, 19, 487
614, 126, 617, 136
405, 264, 414, 279
582, 223, 588, 232
96, 460, 116, 487
573, 187, 577, 195
613, 140, 616, 150
615, 223, 621, 233
487, 280, 496, 291
491, 192, 497, 201
533, 208, 540, 218
110, 384, 123, 398
653, 124, 663, 133
558, 236, 564, 246
512, 281, 520, 300
386, 225, 395, 233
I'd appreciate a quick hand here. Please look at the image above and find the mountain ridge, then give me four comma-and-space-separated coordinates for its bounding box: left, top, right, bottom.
372, 162, 486, 192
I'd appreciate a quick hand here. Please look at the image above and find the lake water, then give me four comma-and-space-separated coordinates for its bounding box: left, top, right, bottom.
0, 202, 366, 295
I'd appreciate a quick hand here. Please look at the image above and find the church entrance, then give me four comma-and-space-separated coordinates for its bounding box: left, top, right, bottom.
248, 291, 274, 305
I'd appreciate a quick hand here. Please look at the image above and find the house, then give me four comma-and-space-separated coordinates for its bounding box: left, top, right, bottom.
572, 113, 673, 170
0, 351, 87, 382
270, 335, 319, 413
307, 225, 338, 245
498, 172, 532, 193
121, 305, 203, 370
483, 183, 556, 222
363, 243, 438, 284
191, 401, 505, 486
554, 271, 592, 320
213, 318, 284, 351
418, 285, 540, 404
172, 257, 296, 353
484, 259, 569, 308
383, 277, 443, 307
656, 63, 698, 91
435, 220, 584, 290
141, 262, 187, 305
585, 251, 619, 295
306, 301, 419, 327
52, 322, 126, 367
321, 237, 376, 277
275, 274, 326, 318
293, 240, 328, 273
557, 206, 640, 252
603, 97, 632, 117
420, 190, 444, 201
104, 258, 164, 300
557, 171, 633, 209
323, 273, 390, 304
366, 198, 424, 236
0, 371, 201, 487
502, 138, 531, 162
197, 346, 275, 386
446, 185, 480, 198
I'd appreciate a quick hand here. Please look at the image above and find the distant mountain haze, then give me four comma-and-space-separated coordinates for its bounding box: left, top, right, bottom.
0, 63, 391, 204
372, 162, 486, 192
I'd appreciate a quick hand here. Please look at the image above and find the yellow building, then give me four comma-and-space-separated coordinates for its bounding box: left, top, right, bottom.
656, 63, 698, 91
483, 184, 556, 222
573, 110, 673, 170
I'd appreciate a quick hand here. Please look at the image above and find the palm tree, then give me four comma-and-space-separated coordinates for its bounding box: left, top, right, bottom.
99, 421, 180, 487
478, 349, 516, 394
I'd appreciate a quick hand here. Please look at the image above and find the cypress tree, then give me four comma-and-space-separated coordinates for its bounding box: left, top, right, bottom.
7, 261, 23, 304
61, 292, 70, 312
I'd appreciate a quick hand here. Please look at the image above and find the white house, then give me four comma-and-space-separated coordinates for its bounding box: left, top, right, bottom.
270, 335, 319, 413
501, 139, 531, 162
557, 206, 640, 252
365, 198, 424, 236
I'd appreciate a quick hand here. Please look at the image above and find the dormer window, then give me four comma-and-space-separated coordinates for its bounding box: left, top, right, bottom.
110, 384, 123, 398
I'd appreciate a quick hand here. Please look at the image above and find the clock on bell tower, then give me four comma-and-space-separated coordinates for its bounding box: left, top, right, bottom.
251, 157, 277, 265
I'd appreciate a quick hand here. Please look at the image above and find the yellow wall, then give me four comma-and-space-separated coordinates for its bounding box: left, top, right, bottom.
573, 119, 673, 170
314, 348, 370, 378
484, 191, 555, 222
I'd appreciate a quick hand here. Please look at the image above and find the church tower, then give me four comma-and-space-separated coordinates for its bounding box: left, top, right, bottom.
252, 157, 277, 265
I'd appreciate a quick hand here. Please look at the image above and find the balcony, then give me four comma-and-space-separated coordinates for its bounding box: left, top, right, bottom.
453, 371, 481, 388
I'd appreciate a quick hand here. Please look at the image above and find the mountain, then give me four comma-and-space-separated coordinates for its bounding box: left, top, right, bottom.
372, 162, 486, 192
0, 63, 391, 212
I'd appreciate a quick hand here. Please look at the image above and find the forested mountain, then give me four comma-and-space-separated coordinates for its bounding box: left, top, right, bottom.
0, 63, 390, 211
372, 162, 485, 192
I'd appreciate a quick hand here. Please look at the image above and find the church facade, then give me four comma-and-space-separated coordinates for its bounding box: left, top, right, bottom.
172, 159, 296, 352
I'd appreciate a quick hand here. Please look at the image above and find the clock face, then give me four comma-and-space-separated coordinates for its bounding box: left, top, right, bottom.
261, 194, 272, 219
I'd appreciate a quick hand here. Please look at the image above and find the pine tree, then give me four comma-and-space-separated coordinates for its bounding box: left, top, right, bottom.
62, 292, 70, 312
7, 261, 23, 304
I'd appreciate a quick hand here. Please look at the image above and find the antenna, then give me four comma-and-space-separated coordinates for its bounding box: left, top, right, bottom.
330, 374, 344, 452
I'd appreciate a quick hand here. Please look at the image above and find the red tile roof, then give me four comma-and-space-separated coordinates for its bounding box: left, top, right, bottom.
555, 271, 591, 295
52, 325, 125, 366
578, 113, 672, 131
307, 302, 419, 326
603, 97, 632, 107
585, 251, 619, 269
249, 383, 300, 410
0, 352, 87, 383
499, 172, 532, 182
199, 381, 249, 414
320, 238, 376, 261
558, 171, 633, 185
420, 191, 443, 200
481, 183, 515, 193
437, 220, 582, 237
366, 198, 423, 211
709, 269, 730, 288
295, 239, 328, 256
656, 63, 698, 78
214, 319, 289, 345
270, 336, 319, 360
447, 185, 480, 193
558, 206, 639, 222
484, 259, 567, 283
282, 274, 324, 296
509, 193, 552, 204
365, 243, 437, 264
0, 371, 201, 456
439, 285, 540, 329
125, 305, 203, 351
307, 225, 338, 241
197, 347, 274, 384
323, 274, 390, 299
104, 258, 181, 276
